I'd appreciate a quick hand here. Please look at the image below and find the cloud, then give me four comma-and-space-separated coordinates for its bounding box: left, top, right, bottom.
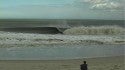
81, 0, 123, 10
91, 2, 122, 9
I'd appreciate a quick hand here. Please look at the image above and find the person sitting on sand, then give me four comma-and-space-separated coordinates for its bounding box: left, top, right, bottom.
80, 61, 88, 70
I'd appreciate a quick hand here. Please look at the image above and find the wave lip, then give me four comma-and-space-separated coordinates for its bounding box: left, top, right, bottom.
0, 27, 63, 34
63, 26, 125, 35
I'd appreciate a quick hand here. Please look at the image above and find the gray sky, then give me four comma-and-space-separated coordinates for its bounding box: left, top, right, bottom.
1, 0, 124, 20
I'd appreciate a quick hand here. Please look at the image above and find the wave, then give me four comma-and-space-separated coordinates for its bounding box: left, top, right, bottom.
63, 25, 125, 35
0, 27, 63, 34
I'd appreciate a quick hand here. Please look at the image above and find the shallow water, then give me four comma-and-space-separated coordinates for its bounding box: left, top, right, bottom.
0, 44, 124, 60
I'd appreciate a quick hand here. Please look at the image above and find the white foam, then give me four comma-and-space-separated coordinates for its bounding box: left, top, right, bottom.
0, 30, 124, 47
63, 26, 125, 35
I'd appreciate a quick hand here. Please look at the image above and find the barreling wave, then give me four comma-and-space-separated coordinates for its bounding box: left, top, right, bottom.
63, 25, 125, 35
0, 27, 63, 34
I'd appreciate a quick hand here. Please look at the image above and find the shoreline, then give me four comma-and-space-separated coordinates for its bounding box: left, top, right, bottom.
0, 56, 124, 70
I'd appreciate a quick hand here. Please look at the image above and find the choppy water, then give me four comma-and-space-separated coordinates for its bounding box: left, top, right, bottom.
0, 44, 124, 60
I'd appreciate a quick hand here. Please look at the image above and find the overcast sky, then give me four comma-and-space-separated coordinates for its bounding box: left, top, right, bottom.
1, 0, 124, 20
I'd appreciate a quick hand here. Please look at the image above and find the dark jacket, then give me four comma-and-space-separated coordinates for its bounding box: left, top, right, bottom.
80, 64, 88, 70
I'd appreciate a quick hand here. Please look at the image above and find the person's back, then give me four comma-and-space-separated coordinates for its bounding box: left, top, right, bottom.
80, 61, 88, 70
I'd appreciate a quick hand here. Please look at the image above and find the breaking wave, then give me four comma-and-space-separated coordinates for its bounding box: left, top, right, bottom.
63, 25, 125, 35
0, 27, 63, 34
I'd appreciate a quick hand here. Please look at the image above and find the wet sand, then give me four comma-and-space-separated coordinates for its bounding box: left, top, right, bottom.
0, 56, 124, 70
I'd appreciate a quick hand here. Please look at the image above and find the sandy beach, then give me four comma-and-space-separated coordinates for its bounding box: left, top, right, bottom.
0, 56, 124, 70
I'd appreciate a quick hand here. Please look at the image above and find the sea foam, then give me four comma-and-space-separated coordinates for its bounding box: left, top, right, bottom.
63, 26, 125, 35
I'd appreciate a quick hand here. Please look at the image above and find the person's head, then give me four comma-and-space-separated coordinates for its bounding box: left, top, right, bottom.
83, 61, 86, 64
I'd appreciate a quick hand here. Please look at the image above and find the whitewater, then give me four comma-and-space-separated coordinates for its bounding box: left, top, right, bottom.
0, 33, 124, 48
0, 25, 124, 47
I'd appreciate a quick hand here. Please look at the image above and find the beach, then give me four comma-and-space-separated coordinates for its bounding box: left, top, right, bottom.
0, 56, 124, 70
1, 0, 124, 69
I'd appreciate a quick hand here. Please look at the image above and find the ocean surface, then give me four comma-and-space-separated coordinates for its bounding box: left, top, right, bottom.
0, 19, 124, 28
0, 19, 124, 33
0, 19, 124, 60
0, 44, 124, 60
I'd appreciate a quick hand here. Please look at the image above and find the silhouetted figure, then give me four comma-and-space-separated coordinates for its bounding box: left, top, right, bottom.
80, 61, 88, 70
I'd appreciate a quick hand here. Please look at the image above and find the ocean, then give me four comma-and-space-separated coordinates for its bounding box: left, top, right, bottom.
0, 19, 124, 60
0, 19, 124, 28
0, 19, 124, 34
